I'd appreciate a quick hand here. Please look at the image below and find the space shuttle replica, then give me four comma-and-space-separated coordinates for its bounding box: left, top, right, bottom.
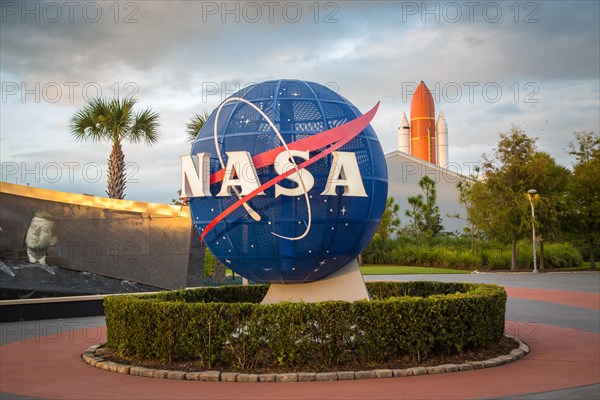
398, 81, 449, 167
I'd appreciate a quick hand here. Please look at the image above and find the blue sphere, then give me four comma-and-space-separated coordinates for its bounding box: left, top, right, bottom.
189, 79, 387, 284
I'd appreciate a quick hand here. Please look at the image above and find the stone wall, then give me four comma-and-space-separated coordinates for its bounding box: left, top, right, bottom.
0, 183, 203, 290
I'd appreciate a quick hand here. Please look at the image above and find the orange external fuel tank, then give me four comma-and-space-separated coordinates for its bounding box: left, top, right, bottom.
410, 81, 436, 164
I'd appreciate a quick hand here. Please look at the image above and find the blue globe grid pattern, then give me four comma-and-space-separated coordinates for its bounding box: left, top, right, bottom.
189, 79, 387, 284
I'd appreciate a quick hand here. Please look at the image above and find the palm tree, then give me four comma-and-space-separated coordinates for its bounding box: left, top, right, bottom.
70, 97, 160, 199
185, 111, 210, 143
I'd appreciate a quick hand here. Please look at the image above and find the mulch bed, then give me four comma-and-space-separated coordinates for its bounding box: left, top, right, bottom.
100, 336, 519, 374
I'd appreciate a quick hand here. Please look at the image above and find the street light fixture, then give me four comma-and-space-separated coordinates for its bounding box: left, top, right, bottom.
527, 189, 538, 274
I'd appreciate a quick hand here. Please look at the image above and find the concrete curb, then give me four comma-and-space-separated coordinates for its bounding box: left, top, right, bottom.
82, 337, 529, 382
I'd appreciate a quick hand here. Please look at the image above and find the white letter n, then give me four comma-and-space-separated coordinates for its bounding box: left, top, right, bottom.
181, 153, 211, 197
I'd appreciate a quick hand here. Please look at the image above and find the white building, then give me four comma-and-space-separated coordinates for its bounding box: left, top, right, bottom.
385, 150, 471, 234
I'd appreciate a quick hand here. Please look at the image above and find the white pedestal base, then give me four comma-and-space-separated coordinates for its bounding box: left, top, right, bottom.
261, 259, 370, 304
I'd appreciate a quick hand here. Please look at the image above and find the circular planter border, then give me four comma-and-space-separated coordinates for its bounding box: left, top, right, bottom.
82, 336, 529, 382
102, 282, 509, 374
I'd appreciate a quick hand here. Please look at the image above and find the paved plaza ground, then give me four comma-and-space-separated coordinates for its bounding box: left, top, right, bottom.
1, 272, 598, 399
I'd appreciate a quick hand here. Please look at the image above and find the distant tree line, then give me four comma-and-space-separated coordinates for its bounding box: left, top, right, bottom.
371, 128, 599, 270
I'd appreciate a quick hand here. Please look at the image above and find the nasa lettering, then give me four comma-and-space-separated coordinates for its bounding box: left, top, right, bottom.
181, 80, 387, 284
183, 150, 366, 199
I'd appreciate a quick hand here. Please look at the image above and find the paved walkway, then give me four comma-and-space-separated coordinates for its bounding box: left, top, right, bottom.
1, 273, 598, 400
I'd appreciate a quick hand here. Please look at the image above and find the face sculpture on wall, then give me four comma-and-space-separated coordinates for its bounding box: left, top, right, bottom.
17, 210, 69, 268
182, 79, 387, 284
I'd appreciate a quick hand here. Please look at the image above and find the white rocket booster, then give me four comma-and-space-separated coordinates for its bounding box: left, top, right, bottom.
436, 111, 448, 168
398, 111, 411, 154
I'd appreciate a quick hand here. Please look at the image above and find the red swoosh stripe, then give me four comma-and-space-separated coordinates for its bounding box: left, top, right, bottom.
201, 102, 379, 242
209, 102, 379, 185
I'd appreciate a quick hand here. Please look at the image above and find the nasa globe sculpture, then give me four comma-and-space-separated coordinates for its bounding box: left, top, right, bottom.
181, 79, 387, 301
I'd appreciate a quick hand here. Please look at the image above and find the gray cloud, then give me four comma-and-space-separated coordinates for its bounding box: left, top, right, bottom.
1, 0, 599, 203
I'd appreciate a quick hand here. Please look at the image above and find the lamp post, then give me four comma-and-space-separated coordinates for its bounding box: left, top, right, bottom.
527, 189, 538, 274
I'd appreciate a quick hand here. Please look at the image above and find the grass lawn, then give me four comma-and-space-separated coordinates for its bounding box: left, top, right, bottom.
360, 265, 470, 275
227, 263, 597, 277
226, 266, 470, 276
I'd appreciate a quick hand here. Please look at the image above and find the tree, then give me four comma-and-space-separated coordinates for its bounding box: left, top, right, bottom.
569, 131, 600, 164
419, 176, 443, 236
527, 152, 571, 270
171, 192, 185, 206
468, 126, 547, 270
405, 176, 443, 237
405, 193, 424, 236
567, 131, 600, 268
373, 197, 401, 241
186, 111, 210, 143
70, 97, 160, 199
452, 175, 478, 255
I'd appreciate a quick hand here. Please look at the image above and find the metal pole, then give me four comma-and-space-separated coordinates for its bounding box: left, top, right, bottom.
529, 195, 538, 273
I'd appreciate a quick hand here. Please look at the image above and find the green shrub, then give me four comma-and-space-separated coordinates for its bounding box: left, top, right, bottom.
389, 244, 417, 265
362, 238, 395, 264
544, 242, 584, 268
488, 242, 584, 270
104, 282, 506, 369
363, 234, 584, 271
485, 249, 512, 270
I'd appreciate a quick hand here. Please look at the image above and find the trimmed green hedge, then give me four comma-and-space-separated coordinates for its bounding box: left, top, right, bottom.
104, 282, 506, 370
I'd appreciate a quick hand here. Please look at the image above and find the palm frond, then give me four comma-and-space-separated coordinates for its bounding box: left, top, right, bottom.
186, 111, 211, 143
70, 97, 110, 143
130, 108, 160, 145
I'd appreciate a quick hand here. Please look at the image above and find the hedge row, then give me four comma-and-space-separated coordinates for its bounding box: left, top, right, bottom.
104, 282, 506, 370
363, 238, 583, 270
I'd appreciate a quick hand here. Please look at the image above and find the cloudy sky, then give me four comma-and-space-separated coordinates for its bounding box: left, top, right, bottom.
1, 0, 599, 203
